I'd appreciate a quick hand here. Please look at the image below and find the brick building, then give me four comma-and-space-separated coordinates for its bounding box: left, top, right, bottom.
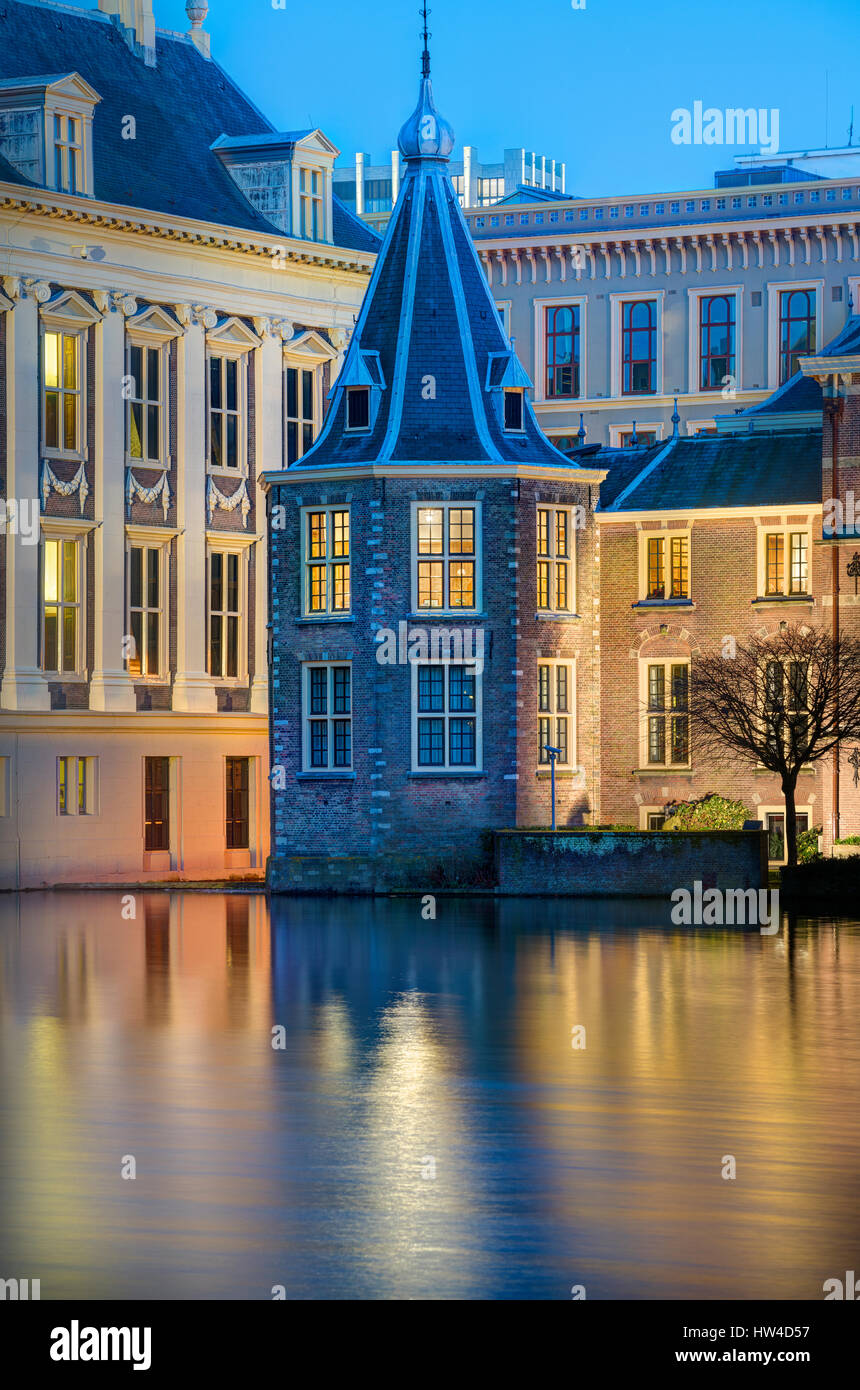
266, 53, 860, 886
263, 57, 604, 891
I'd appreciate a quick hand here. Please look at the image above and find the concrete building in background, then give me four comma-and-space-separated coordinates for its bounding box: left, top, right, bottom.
334, 144, 565, 232
467, 155, 860, 448
0, 0, 377, 888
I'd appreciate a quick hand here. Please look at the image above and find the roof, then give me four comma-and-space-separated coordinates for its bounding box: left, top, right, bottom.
492, 184, 573, 206
0, 0, 378, 253
281, 75, 592, 472
597, 430, 821, 512
727, 315, 860, 422
0, 149, 34, 186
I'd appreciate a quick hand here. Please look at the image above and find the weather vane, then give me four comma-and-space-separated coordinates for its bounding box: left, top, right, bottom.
420, 3, 432, 78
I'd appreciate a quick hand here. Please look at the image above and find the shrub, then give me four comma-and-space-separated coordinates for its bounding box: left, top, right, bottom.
662, 793, 751, 832
797, 825, 823, 863
835, 834, 860, 845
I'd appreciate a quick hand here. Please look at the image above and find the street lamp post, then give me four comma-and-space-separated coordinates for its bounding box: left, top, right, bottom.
545, 746, 562, 831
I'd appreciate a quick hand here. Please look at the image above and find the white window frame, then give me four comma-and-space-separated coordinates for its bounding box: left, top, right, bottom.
411, 661, 483, 774
495, 300, 512, 335
756, 521, 813, 598
300, 505, 351, 618
41, 326, 85, 460
533, 295, 587, 405
610, 290, 664, 400
766, 279, 824, 389
639, 657, 691, 770
206, 539, 250, 683
299, 166, 323, 241
206, 349, 247, 475
301, 661, 353, 773
411, 501, 482, 615
52, 110, 83, 195
125, 531, 170, 681
56, 755, 99, 817
686, 285, 743, 396
608, 422, 664, 448
639, 804, 668, 830
638, 527, 692, 602
40, 525, 87, 677
537, 658, 576, 769
284, 360, 321, 464
124, 308, 181, 469
536, 503, 576, 614
758, 803, 814, 865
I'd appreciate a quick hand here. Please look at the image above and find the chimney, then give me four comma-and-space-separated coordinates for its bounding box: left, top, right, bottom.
186, 1, 211, 59
98, 0, 156, 66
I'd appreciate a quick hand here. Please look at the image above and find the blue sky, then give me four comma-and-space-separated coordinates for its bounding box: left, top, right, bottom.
154, 0, 860, 196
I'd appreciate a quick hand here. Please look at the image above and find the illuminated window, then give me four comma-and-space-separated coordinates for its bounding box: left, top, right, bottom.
537, 659, 575, 766
303, 507, 350, 616
643, 533, 689, 600
645, 662, 689, 766
414, 503, 479, 611
127, 343, 164, 463
57, 755, 97, 816
536, 506, 574, 612
762, 528, 809, 596
42, 330, 81, 454
127, 544, 164, 677
208, 550, 243, 679
42, 536, 81, 673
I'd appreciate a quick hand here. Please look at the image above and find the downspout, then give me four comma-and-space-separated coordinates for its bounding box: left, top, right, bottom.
827, 390, 844, 848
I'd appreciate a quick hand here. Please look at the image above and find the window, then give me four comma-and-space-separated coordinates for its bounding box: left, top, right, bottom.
779, 289, 816, 383
144, 757, 170, 851
127, 343, 163, 464
536, 506, 574, 612
346, 386, 370, 430
286, 365, 317, 463
299, 167, 323, 240
699, 294, 736, 390
225, 757, 250, 849
57, 756, 97, 816
644, 533, 689, 600
208, 354, 242, 469
53, 112, 82, 194
545, 305, 581, 398
127, 544, 164, 677
538, 660, 574, 766
414, 503, 479, 612
763, 660, 809, 761
208, 550, 243, 679
621, 300, 656, 394
647, 812, 666, 830
42, 537, 81, 673
646, 662, 690, 766
0, 757, 8, 818
414, 664, 480, 770
302, 663, 352, 771
761, 528, 809, 596
504, 388, 524, 430
304, 507, 350, 616
43, 330, 81, 454
618, 429, 657, 448
765, 809, 810, 864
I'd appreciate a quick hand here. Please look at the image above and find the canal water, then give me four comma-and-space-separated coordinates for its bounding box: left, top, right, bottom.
0, 891, 858, 1300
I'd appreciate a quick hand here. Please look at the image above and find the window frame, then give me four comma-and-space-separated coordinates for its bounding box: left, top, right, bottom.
411, 660, 483, 774
56, 755, 98, 817
225, 755, 251, 851
52, 110, 82, 195
640, 658, 691, 769
206, 542, 248, 683
206, 348, 248, 475
410, 500, 482, 615
299, 165, 323, 241
143, 755, 171, 853
536, 504, 576, 614
537, 658, 576, 770
40, 528, 86, 677
638, 528, 692, 602
766, 280, 823, 388
756, 522, 812, 598
687, 286, 741, 395
301, 661, 353, 773
41, 326, 85, 460
534, 296, 587, 404
125, 535, 169, 681
125, 338, 169, 468
300, 505, 351, 618
284, 361, 321, 464
610, 291, 663, 400
758, 803, 813, 865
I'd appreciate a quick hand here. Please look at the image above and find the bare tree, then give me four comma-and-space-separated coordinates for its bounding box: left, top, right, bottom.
687, 625, 860, 866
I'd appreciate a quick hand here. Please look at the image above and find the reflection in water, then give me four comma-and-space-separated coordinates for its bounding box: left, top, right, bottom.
0, 892, 858, 1300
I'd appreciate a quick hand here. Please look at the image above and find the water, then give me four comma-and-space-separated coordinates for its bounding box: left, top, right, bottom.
0, 891, 858, 1300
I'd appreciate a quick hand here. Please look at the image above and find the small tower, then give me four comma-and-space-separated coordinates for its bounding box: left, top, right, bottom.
263, 23, 605, 891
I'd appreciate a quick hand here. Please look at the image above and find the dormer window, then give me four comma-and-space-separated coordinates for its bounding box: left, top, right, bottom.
211, 129, 338, 243
504, 389, 524, 432
299, 168, 323, 239
336, 348, 385, 433
53, 113, 82, 194
0, 74, 100, 196
347, 387, 370, 431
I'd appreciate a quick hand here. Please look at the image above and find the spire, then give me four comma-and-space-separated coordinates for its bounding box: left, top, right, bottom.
397, 5, 454, 161
577, 412, 586, 445
421, 2, 431, 79
671, 396, 680, 438
630, 421, 638, 446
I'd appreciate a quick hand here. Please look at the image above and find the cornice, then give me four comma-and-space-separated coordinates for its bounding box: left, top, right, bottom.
260, 462, 608, 488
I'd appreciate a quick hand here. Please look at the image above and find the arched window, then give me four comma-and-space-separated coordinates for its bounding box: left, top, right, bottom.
699, 295, 735, 390
621, 300, 656, 395
545, 304, 580, 398
779, 289, 816, 383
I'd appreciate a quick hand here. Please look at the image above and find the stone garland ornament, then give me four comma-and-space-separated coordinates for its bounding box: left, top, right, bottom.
126, 470, 171, 520
41, 460, 89, 515
207, 475, 251, 529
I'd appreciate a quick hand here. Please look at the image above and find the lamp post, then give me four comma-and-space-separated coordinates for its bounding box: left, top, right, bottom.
545, 745, 562, 830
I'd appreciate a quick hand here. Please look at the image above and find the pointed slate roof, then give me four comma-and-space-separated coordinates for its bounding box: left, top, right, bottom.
290, 71, 589, 471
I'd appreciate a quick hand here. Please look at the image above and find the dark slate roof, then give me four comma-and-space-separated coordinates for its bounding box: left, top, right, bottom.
286, 76, 591, 471
575, 444, 664, 508
0, 0, 378, 253
598, 431, 821, 512
492, 184, 573, 206
737, 315, 860, 418
0, 149, 33, 186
